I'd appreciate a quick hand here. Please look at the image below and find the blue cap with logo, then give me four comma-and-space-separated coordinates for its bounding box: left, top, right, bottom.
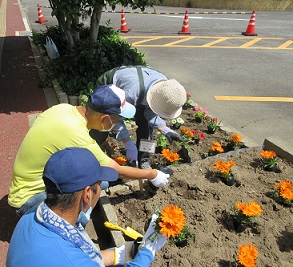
88, 84, 136, 119
43, 147, 118, 194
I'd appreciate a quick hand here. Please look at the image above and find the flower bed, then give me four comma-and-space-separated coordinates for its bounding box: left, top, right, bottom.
103, 105, 293, 266
107, 147, 293, 266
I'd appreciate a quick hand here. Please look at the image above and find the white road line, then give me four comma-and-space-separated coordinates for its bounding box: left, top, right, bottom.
161, 15, 248, 21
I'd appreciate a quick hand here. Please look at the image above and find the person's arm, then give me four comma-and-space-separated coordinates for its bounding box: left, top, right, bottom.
107, 159, 169, 187
100, 250, 115, 266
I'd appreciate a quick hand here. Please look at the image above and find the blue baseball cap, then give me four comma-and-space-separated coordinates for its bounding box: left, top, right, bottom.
43, 147, 118, 194
88, 84, 136, 119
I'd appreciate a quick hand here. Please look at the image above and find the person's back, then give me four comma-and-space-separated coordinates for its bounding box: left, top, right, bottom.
7, 208, 99, 267
8, 103, 109, 210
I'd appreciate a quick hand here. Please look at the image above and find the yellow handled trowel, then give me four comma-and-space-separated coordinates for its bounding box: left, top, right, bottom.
104, 221, 143, 240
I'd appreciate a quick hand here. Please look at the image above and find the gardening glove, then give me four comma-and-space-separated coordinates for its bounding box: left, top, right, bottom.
150, 170, 170, 187
140, 214, 167, 257
113, 242, 135, 265
161, 127, 182, 143
125, 140, 138, 165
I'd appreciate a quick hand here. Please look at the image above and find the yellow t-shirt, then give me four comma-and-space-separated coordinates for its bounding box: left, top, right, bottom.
8, 104, 111, 208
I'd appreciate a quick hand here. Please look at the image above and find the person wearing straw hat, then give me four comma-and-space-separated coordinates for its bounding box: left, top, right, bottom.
8, 85, 170, 217
7, 147, 167, 267
92, 65, 187, 169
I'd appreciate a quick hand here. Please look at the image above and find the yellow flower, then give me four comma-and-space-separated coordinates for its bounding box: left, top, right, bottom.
238, 244, 258, 267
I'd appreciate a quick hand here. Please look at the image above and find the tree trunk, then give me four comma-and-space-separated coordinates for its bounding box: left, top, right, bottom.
89, 4, 103, 51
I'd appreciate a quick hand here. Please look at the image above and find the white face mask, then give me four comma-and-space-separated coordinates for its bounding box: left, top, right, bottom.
76, 190, 92, 228
101, 116, 115, 132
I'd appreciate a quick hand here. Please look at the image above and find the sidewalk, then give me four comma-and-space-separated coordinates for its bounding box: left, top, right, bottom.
0, 0, 49, 265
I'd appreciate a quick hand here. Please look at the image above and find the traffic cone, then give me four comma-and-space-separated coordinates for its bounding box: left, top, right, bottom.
242, 10, 257, 36
120, 9, 130, 33
178, 10, 191, 35
35, 4, 47, 24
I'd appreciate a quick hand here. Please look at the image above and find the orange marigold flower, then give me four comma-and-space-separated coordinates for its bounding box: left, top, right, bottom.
229, 133, 242, 143
181, 127, 194, 138
236, 202, 262, 217
260, 150, 276, 159
280, 188, 293, 200
161, 149, 180, 163
214, 160, 235, 174
238, 244, 258, 267
114, 156, 127, 165
210, 142, 224, 153
274, 180, 293, 190
159, 205, 186, 238
168, 153, 180, 163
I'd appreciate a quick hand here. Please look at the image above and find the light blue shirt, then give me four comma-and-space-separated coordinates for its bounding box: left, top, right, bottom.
111, 66, 168, 141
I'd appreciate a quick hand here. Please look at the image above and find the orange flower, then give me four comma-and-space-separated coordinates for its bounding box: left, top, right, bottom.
229, 133, 242, 143
210, 142, 224, 153
161, 149, 180, 163
260, 150, 276, 159
238, 244, 258, 267
214, 160, 235, 177
280, 188, 293, 200
181, 127, 194, 138
114, 156, 127, 165
159, 205, 186, 238
274, 180, 293, 190
235, 202, 263, 217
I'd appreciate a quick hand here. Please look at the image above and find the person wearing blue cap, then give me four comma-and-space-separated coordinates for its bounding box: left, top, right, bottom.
7, 148, 167, 267
90, 65, 187, 169
8, 84, 170, 217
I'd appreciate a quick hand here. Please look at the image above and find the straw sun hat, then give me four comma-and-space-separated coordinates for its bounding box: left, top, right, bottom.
146, 79, 187, 119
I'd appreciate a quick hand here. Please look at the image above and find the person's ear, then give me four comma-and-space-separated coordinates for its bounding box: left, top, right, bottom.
81, 186, 91, 205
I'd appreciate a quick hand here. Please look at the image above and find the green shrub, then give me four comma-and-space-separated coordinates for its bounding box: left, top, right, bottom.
32, 25, 147, 96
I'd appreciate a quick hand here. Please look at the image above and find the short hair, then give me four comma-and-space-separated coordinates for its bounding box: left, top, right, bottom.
44, 178, 98, 211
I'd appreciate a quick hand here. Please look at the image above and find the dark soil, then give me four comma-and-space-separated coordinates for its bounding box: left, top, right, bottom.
103, 107, 293, 267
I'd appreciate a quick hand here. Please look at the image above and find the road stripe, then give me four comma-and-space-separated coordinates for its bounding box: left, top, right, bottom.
214, 96, 293, 102
122, 36, 293, 50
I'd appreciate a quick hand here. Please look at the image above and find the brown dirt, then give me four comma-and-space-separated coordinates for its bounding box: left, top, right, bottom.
105, 107, 293, 267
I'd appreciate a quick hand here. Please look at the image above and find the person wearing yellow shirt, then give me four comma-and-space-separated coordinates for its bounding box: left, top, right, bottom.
8, 84, 170, 216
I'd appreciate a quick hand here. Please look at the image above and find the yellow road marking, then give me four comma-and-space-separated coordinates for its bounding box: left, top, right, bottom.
278, 40, 293, 49
201, 37, 230, 47
214, 96, 293, 102
240, 38, 262, 48
163, 36, 194, 46
122, 36, 293, 50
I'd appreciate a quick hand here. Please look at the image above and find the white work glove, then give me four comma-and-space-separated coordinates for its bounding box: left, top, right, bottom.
161, 127, 182, 143
150, 170, 170, 187
114, 245, 126, 265
125, 140, 138, 165
140, 214, 167, 257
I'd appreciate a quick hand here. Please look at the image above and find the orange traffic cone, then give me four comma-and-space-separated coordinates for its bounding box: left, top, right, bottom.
242, 10, 257, 36
120, 9, 130, 33
178, 10, 191, 35
35, 4, 47, 24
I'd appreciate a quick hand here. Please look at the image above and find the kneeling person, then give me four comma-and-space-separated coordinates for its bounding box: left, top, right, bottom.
7, 147, 166, 267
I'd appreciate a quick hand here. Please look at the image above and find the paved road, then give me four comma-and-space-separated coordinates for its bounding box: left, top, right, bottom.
21, 1, 293, 146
